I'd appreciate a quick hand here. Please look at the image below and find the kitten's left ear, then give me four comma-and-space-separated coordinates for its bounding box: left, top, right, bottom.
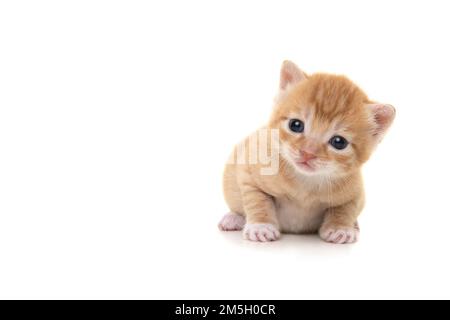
367, 103, 396, 142
279, 60, 308, 90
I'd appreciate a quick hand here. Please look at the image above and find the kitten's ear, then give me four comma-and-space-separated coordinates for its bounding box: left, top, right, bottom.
367, 103, 396, 142
280, 60, 307, 90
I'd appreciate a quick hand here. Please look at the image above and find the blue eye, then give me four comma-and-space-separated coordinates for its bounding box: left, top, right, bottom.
329, 136, 348, 150
288, 119, 304, 133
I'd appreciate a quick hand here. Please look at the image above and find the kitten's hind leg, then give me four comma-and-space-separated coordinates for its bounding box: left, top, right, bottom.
218, 212, 246, 231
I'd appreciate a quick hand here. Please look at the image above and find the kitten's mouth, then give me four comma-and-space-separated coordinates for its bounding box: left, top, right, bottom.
283, 147, 318, 173
295, 160, 315, 172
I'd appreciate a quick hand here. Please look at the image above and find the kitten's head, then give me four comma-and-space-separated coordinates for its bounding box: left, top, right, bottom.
269, 60, 395, 177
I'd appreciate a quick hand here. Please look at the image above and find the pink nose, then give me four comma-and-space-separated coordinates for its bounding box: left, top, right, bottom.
300, 150, 317, 162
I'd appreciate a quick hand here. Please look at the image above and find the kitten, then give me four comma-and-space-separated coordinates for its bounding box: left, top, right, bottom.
219, 60, 395, 244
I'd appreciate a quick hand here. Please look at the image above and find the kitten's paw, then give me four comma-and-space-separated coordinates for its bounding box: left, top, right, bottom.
319, 225, 359, 244
243, 223, 280, 242
218, 212, 246, 231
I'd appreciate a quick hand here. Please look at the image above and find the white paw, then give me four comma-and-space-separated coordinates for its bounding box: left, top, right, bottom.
319, 226, 359, 244
243, 223, 280, 242
218, 212, 246, 231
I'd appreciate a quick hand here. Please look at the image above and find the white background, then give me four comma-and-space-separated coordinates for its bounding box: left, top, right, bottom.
0, 0, 449, 299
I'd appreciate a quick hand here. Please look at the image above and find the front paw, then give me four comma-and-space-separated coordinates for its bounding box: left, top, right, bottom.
243, 223, 281, 242
319, 225, 359, 244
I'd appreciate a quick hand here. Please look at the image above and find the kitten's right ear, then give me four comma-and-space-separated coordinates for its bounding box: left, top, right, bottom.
367, 103, 396, 143
279, 60, 307, 90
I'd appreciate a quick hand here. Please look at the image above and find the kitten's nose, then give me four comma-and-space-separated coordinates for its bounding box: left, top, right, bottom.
299, 150, 317, 162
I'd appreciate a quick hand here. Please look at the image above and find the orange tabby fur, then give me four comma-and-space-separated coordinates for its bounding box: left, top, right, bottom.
220, 61, 395, 244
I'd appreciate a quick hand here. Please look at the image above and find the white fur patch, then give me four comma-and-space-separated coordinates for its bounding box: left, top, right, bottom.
243, 223, 281, 242
218, 212, 246, 231
319, 226, 359, 244
276, 198, 326, 234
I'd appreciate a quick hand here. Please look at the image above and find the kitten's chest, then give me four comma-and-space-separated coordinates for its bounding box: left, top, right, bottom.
274, 192, 327, 234
259, 174, 346, 234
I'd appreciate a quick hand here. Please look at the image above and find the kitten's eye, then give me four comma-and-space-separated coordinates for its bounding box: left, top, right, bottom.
329, 136, 348, 150
288, 119, 304, 133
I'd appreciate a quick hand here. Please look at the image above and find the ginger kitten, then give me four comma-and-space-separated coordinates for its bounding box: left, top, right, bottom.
219, 60, 395, 244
